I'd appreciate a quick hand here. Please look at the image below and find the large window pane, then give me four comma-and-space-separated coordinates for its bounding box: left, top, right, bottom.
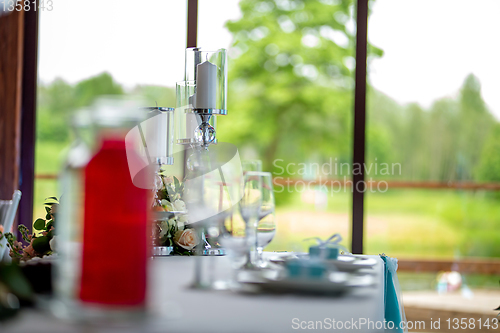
366, 0, 500, 312
199, 0, 362, 251
35, 0, 186, 219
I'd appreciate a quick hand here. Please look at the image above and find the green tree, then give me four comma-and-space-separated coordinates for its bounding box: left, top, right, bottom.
36, 78, 76, 142
457, 74, 493, 180
36, 73, 125, 143
367, 74, 499, 183
219, 0, 382, 174
476, 124, 500, 182
74, 72, 123, 107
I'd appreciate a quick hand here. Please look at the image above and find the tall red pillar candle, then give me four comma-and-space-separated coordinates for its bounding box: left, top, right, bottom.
79, 138, 148, 306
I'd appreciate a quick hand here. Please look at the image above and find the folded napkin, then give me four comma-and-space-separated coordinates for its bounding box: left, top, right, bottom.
380, 254, 407, 333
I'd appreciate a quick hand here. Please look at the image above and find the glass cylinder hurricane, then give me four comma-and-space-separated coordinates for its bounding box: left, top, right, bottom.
138, 107, 174, 166
184, 47, 227, 111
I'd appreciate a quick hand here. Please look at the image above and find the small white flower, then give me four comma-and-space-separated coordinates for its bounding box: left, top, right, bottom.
49, 236, 57, 252
167, 218, 177, 228
173, 199, 186, 212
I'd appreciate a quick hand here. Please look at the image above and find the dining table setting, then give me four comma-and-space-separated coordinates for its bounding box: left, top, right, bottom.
1, 252, 395, 333
0, 46, 407, 333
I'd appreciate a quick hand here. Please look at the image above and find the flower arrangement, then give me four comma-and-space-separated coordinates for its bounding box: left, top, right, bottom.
153, 175, 199, 255
0, 197, 58, 262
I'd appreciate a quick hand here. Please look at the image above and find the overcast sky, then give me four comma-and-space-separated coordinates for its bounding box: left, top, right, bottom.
38, 0, 500, 118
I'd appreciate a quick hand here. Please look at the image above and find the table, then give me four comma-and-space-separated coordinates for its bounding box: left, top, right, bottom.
1, 255, 386, 333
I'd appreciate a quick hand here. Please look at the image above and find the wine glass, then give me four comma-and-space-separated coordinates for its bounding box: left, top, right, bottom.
239, 171, 263, 269
255, 172, 276, 268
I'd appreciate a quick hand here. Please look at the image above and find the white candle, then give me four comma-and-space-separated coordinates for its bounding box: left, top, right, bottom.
195, 61, 217, 109
145, 110, 167, 160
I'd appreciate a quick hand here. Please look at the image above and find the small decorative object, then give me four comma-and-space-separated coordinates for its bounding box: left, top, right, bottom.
0, 197, 58, 262
307, 233, 349, 260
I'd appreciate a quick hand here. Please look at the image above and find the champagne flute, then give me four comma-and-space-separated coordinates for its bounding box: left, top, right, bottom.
239, 171, 262, 269
255, 172, 276, 268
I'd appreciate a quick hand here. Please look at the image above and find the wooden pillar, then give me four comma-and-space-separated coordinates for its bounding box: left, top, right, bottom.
351, 0, 369, 254
0, 10, 24, 200
187, 0, 198, 48
18, 6, 38, 237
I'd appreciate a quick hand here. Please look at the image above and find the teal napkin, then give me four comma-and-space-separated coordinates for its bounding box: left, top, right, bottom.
380, 254, 407, 333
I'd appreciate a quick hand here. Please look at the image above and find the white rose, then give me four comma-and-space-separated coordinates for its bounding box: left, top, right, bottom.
173, 200, 186, 212
173, 229, 199, 250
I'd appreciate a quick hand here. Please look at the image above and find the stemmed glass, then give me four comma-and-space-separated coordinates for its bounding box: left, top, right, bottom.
255, 172, 276, 268
239, 171, 263, 269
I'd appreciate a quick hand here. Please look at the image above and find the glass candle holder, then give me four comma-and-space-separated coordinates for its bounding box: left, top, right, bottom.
184, 47, 227, 111
138, 107, 175, 166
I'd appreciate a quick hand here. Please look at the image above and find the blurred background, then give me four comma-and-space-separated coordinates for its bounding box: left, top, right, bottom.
35, 0, 500, 295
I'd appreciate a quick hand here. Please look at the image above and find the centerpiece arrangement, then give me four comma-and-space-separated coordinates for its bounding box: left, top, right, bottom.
145, 47, 230, 256
152, 175, 198, 255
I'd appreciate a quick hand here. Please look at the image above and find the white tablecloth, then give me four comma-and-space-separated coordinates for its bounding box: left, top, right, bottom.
1, 255, 385, 333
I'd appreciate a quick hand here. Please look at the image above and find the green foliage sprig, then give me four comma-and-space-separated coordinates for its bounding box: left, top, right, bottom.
155, 175, 184, 205
0, 197, 58, 261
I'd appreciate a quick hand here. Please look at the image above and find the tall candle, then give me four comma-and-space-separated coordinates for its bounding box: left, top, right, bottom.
144, 110, 167, 160
195, 61, 217, 109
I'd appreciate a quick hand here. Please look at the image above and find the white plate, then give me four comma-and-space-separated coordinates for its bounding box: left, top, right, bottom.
242, 270, 375, 295
324, 256, 378, 272
269, 254, 377, 273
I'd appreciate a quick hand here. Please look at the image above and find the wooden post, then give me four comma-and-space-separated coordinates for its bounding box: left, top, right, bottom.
0, 10, 24, 200
351, 0, 369, 254
187, 0, 198, 48
18, 6, 39, 238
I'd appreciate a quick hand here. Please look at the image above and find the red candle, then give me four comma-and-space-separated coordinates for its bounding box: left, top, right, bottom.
80, 138, 148, 306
